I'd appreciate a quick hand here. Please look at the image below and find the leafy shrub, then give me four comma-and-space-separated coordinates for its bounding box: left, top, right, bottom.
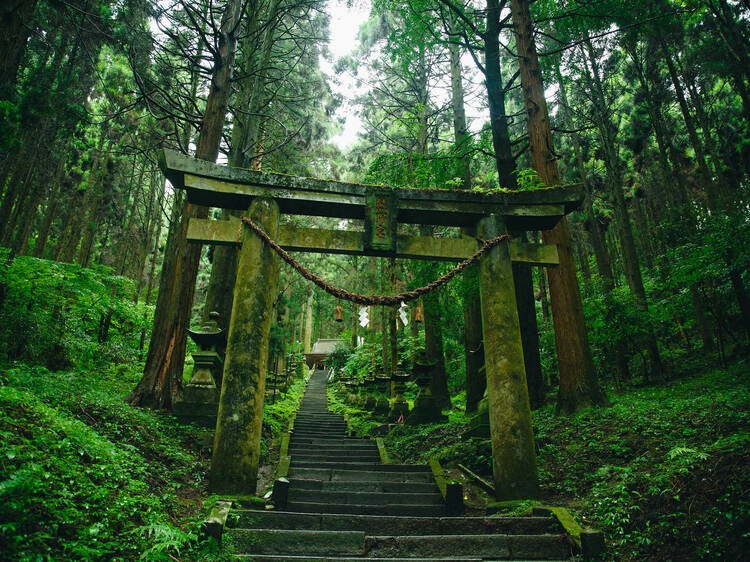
0, 250, 151, 370
0, 364, 210, 560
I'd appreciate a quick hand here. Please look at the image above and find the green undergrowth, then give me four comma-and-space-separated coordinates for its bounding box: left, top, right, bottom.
326, 384, 384, 436
0, 361, 312, 560
379, 360, 749, 561
261, 370, 308, 462
0, 362, 219, 560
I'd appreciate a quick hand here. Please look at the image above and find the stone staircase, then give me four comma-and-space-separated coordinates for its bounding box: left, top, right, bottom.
226, 369, 574, 560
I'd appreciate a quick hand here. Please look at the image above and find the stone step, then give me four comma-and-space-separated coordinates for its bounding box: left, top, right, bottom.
288, 479, 440, 494
228, 530, 570, 560
292, 429, 346, 439
290, 453, 381, 463
233, 554, 568, 562
287, 468, 434, 483
230, 511, 562, 536
288, 445, 378, 454
234, 554, 482, 562
289, 438, 370, 446
363, 534, 572, 560
293, 422, 344, 426
284, 501, 445, 517
287, 489, 443, 506
289, 461, 430, 472
226, 529, 364, 556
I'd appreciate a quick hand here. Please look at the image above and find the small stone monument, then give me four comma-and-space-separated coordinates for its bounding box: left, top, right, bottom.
174, 312, 226, 428
374, 373, 391, 416
363, 373, 378, 411
388, 368, 411, 422
406, 351, 448, 425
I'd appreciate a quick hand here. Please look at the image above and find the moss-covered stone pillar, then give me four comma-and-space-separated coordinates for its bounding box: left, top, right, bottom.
209, 198, 280, 494
477, 213, 539, 500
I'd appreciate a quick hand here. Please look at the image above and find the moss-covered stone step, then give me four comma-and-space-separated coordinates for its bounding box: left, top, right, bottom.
289, 453, 381, 463
234, 554, 482, 562
288, 479, 439, 494
288, 445, 379, 454
290, 431, 348, 436
294, 420, 346, 431
287, 468, 434, 483
288, 438, 370, 446
363, 533, 571, 560
289, 461, 431, 472
284, 501, 445, 517
287, 489, 443, 506
230, 511, 561, 536
225, 529, 364, 556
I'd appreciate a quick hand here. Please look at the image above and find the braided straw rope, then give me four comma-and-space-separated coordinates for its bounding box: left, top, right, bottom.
240, 216, 510, 307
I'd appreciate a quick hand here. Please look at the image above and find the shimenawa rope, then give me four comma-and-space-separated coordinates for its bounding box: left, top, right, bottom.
240, 216, 510, 307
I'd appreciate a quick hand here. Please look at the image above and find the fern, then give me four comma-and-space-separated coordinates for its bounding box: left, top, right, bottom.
668, 447, 708, 461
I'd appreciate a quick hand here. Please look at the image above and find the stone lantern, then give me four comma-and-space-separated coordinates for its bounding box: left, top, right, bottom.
174, 312, 226, 427
406, 351, 448, 425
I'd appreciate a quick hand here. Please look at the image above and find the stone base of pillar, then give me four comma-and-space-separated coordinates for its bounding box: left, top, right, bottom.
374, 396, 390, 416
406, 391, 447, 425
463, 397, 490, 438
388, 396, 410, 422
174, 385, 219, 428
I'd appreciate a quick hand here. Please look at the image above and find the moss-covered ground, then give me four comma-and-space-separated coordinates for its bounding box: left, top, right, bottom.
332, 357, 750, 561
0, 361, 306, 561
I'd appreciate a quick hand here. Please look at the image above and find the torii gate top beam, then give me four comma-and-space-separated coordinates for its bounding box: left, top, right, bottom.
159, 149, 583, 231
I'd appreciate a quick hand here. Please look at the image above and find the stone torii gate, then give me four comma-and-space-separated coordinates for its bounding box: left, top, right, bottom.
159, 149, 583, 500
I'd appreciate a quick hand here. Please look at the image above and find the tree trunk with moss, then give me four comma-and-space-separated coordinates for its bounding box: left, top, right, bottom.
510, 0, 607, 414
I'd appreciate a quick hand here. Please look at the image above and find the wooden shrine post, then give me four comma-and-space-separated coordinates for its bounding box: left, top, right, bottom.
478, 214, 539, 499
210, 197, 280, 493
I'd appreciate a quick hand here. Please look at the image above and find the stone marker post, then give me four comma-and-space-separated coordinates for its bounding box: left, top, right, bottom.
477, 214, 539, 500
210, 198, 280, 494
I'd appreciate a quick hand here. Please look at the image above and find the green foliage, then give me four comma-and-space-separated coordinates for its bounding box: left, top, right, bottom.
363, 152, 470, 190
262, 367, 309, 454
0, 250, 151, 370
513, 168, 547, 190
0, 363, 211, 560
372, 358, 749, 561
534, 362, 750, 560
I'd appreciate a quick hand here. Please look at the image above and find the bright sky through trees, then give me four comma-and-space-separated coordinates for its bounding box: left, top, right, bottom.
322, 0, 370, 148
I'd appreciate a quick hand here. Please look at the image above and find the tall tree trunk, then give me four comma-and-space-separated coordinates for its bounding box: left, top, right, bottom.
77, 148, 110, 267
202, 0, 278, 331
0, 0, 38, 101
58, 137, 105, 262
303, 291, 313, 353
485, 0, 545, 407
419, 226, 450, 408
15, 135, 71, 256
485, 0, 517, 189
658, 39, 719, 203
510, 0, 607, 413
128, 0, 245, 409
447, 12, 484, 413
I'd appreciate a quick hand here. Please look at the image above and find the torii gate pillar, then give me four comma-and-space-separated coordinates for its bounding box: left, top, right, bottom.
210, 197, 280, 493
478, 214, 539, 499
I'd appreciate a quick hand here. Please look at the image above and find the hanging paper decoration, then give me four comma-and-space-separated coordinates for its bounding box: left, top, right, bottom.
359, 307, 369, 328
399, 302, 408, 327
